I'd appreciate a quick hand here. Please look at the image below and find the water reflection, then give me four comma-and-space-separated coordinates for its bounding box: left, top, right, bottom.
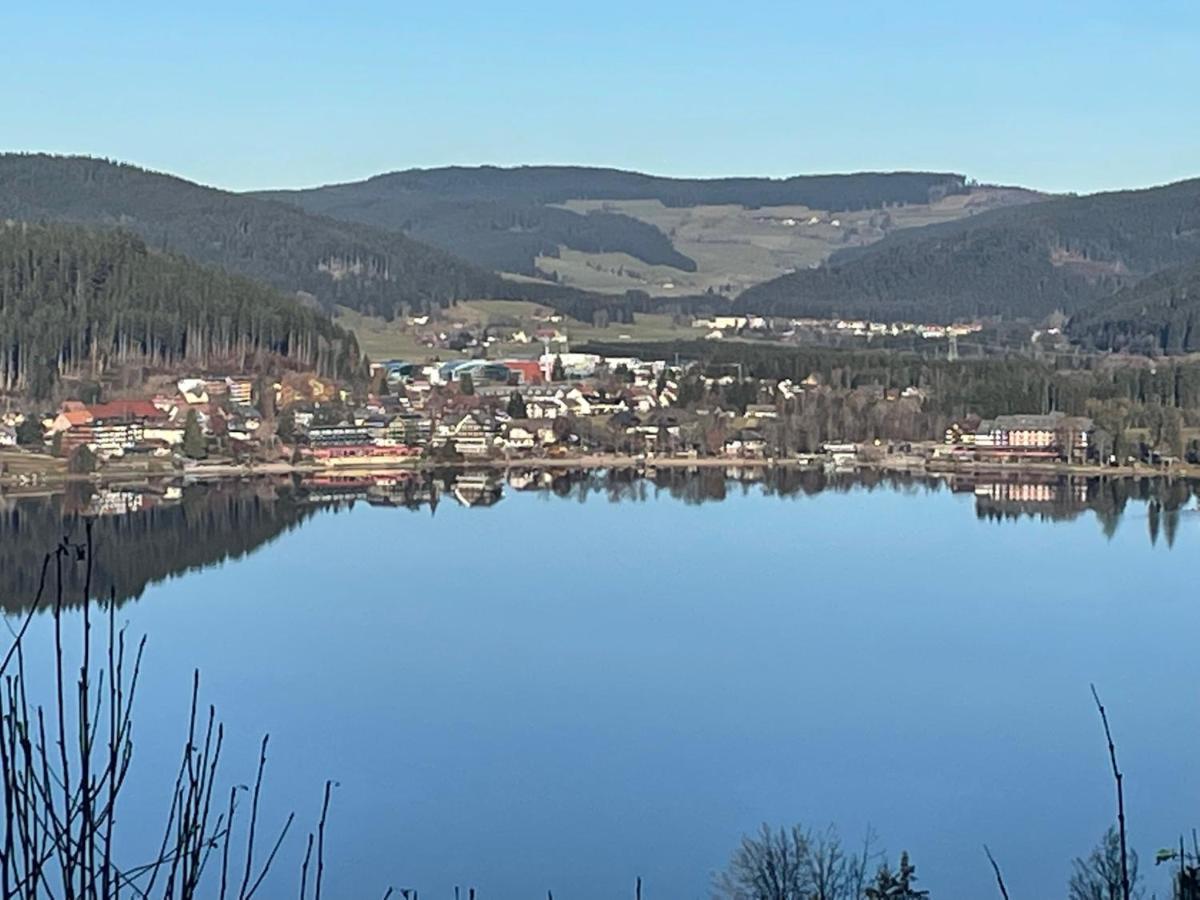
0, 481, 320, 610
1, 467, 1195, 611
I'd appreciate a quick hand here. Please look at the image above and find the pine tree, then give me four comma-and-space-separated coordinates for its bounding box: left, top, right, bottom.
15, 417, 43, 447
551, 356, 566, 382
67, 444, 97, 475
182, 409, 207, 459
276, 409, 296, 443
506, 391, 527, 418
0, 222, 363, 397
866, 851, 928, 899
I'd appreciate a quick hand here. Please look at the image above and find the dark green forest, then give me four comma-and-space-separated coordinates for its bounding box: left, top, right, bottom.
0, 155, 724, 322
0, 222, 362, 396
261, 193, 699, 276
294, 166, 968, 208
258, 166, 968, 275
739, 177, 1200, 323
0, 154, 505, 318
740, 227, 1102, 321
1068, 259, 1200, 353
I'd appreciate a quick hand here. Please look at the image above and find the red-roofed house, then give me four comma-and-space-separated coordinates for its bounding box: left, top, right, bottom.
50, 400, 168, 456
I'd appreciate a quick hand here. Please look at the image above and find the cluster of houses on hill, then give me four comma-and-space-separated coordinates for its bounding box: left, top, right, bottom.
395, 305, 983, 352
692, 315, 984, 342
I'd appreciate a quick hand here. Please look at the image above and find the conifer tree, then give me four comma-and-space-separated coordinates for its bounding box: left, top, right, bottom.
506, 391, 527, 418
182, 409, 206, 459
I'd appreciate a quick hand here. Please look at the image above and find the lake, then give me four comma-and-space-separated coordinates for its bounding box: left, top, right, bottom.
1, 469, 1197, 898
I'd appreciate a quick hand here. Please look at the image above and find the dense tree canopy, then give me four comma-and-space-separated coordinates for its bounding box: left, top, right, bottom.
1069, 260, 1200, 353
0, 222, 362, 396
0, 153, 502, 318
0, 155, 723, 322
739, 177, 1200, 323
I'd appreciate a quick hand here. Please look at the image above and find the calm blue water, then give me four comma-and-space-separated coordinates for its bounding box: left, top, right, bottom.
7, 477, 1200, 898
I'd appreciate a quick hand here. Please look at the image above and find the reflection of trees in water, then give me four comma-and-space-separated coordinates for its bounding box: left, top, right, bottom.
0, 481, 322, 611
422, 468, 1197, 550
551, 468, 1197, 546
968, 475, 1199, 547
525, 466, 945, 507
3, 470, 1193, 613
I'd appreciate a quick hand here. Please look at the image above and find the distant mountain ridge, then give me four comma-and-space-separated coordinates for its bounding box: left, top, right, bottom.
738, 177, 1200, 322
16, 153, 1200, 355
256, 166, 971, 277
0, 153, 503, 319
283, 165, 969, 207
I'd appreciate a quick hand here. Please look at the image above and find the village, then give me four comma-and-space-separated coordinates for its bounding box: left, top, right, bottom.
0, 329, 1124, 492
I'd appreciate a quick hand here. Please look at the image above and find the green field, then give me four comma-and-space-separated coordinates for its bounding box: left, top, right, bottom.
542, 187, 1041, 297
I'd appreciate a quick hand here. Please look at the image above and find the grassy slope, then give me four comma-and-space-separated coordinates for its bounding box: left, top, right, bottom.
548, 187, 1042, 296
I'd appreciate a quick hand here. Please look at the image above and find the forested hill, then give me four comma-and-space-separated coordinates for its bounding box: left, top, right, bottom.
0, 222, 361, 397
257, 167, 969, 276
737, 177, 1200, 322
1068, 260, 1200, 354
0, 154, 503, 318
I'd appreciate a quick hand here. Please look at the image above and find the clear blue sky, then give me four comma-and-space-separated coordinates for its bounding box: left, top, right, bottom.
7, 1, 1198, 193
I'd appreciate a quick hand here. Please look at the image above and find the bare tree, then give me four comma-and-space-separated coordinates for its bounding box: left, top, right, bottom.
982, 845, 1010, 900
0, 528, 313, 898
807, 825, 873, 900
1069, 827, 1142, 900
712, 823, 878, 900
713, 825, 811, 900
1091, 684, 1131, 900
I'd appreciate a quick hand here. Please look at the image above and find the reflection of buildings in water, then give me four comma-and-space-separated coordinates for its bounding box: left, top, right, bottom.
54, 484, 186, 518
974, 479, 1088, 505
725, 466, 765, 483
84, 489, 151, 517
295, 471, 506, 510
976, 481, 1056, 504
450, 473, 503, 508
506, 469, 555, 491
366, 473, 436, 510
298, 473, 378, 505
962, 476, 1092, 521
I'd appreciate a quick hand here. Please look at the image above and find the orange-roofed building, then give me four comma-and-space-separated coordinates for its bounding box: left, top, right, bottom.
503, 360, 544, 385
87, 400, 163, 421
50, 399, 167, 457
49, 408, 94, 435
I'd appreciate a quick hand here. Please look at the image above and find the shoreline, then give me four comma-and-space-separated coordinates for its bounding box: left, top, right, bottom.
2, 450, 1193, 490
